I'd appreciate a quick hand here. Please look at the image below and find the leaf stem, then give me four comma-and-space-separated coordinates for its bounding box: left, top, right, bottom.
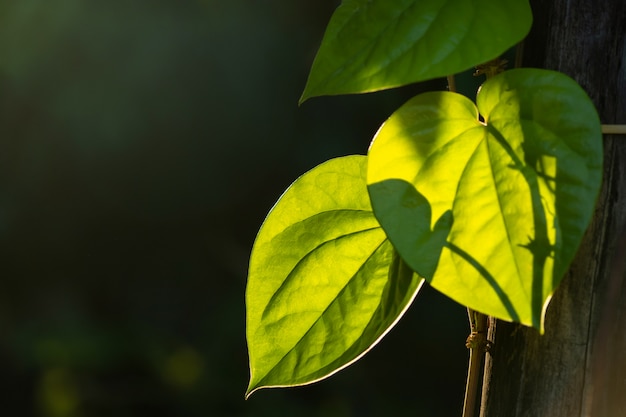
602, 124, 626, 135
447, 75, 457, 93
514, 41, 524, 69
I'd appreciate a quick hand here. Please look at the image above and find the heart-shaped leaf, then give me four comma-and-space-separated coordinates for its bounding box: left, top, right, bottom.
246, 156, 423, 397
367, 69, 602, 330
300, 0, 532, 102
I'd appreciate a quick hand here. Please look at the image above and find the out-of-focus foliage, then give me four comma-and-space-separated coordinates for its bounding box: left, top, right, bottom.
0, 1, 468, 416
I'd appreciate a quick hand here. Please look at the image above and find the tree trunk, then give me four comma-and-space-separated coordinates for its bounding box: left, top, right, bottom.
480, 1, 626, 416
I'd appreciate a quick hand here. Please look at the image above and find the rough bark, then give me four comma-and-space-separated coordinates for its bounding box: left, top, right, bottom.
480, 1, 626, 416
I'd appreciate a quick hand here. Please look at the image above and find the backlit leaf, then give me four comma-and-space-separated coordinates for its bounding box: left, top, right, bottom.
367, 69, 602, 330
246, 156, 423, 397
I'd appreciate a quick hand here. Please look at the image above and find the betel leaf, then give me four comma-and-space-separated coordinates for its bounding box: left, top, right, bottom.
246, 156, 423, 397
367, 69, 602, 330
300, 0, 532, 102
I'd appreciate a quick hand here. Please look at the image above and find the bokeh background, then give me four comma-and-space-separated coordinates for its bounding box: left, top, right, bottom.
0, 1, 471, 415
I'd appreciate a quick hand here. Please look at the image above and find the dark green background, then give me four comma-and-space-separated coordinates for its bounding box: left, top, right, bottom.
0, 1, 471, 415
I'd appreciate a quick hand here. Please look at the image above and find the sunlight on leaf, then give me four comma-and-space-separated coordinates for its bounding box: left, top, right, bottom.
367, 69, 602, 330
246, 156, 423, 397
301, 0, 532, 102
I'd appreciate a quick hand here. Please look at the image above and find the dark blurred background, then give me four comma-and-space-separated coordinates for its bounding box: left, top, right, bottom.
0, 1, 470, 415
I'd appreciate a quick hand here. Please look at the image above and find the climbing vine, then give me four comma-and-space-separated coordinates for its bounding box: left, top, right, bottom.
244, 0, 602, 408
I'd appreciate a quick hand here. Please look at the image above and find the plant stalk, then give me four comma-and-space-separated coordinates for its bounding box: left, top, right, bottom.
462, 309, 489, 417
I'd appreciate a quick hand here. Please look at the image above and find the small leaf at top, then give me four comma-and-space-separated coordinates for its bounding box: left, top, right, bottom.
246, 156, 423, 397
300, 0, 532, 102
367, 69, 602, 330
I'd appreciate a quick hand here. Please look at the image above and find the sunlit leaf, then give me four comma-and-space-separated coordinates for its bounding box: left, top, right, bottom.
367, 69, 602, 330
300, 0, 532, 102
246, 156, 423, 397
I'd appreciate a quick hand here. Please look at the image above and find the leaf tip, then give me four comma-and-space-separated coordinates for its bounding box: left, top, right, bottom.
245, 379, 261, 400
298, 93, 309, 106
537, 294, 554, 335
299, 83, 318, 105
244, 389, 254, 400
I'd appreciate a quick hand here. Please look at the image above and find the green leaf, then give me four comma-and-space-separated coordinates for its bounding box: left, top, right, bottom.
300, 0, 532, 102
367, 69, 602, 330
246, 156, 423, 397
